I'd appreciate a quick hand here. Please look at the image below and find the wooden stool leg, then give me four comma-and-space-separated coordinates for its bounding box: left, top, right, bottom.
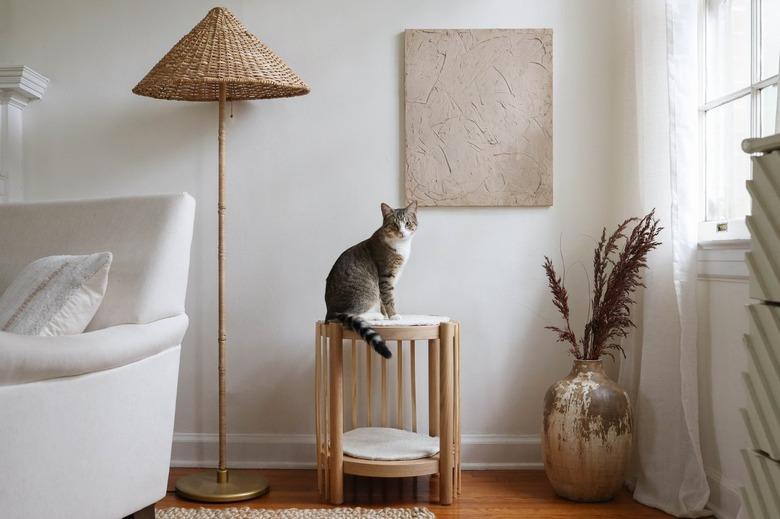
328, 324, 344, 505
315, 323, 322, 496
428, 338, 440, 437
439, 322, 455, 505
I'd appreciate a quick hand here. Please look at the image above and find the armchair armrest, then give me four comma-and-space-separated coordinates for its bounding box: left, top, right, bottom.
0, 313, 188, 386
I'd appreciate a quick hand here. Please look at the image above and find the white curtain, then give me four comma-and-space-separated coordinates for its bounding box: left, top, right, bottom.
617, 1, 711, 517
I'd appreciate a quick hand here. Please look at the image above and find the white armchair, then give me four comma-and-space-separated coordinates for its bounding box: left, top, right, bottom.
0, 193, 195, 519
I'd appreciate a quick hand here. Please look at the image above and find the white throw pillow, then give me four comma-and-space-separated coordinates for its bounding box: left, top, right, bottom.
0, 252, 112, 336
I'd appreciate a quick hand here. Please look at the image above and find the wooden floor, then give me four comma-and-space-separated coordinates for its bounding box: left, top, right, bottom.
159, 469, 673, 518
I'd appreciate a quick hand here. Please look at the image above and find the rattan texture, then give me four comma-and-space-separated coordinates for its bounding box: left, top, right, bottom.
156, 508, 435, 519
133, 7, 310, 101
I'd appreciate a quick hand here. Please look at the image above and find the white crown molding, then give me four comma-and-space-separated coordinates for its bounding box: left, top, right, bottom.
170, 432, 543, 470
0, 66, 49, 105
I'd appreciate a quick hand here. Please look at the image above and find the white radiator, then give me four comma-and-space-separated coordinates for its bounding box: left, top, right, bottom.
740, 134, 780, 519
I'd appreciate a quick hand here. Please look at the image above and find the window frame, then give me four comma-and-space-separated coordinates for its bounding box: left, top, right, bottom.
698, 0, 779, 243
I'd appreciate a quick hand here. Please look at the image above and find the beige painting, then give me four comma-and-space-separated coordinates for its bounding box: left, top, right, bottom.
405, 29, 553, 207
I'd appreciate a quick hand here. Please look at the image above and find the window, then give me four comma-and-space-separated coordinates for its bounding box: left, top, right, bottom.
700, 0, 779, 241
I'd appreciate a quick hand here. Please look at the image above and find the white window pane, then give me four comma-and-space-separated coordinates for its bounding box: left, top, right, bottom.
705, 96, 751, 221
706, 0, 751, 100
761, 0, 780, 79
761, 84, 778, 136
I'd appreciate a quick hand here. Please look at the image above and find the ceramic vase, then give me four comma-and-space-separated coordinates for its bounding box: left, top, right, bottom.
542, 359, 632, 502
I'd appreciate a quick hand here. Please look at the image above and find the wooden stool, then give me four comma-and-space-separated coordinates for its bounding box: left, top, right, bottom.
314, 319, 461, 505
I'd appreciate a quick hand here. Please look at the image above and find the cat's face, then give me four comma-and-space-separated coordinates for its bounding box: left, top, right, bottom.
380, 201, 418, 241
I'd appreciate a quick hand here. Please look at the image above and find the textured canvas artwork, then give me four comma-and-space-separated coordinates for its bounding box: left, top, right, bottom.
405, 29, 553, 206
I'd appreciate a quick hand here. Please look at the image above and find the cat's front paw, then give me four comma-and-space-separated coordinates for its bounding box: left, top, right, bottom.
389, 314, 402, 320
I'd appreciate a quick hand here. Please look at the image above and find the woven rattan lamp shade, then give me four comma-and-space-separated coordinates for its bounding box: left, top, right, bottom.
132, 6, 309, 101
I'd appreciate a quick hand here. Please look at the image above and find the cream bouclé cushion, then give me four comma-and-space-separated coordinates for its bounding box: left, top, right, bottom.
359, 313, 450, 326
0, 252, 112, 336
343, 427, 440, 461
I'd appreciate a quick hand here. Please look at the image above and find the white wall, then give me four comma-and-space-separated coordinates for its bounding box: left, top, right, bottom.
697, 247, 750, 519
1, 0, 624, 467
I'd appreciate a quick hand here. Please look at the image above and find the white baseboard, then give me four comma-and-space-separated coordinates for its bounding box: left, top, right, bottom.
172, 434, 743, 516
171, 432, 543, 470
706, 469, 743, 519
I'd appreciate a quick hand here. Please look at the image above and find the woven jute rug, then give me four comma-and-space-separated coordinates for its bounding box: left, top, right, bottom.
156, 508, 435, 519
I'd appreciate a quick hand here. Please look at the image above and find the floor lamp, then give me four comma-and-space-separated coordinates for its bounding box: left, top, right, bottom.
133, 7, 309, 502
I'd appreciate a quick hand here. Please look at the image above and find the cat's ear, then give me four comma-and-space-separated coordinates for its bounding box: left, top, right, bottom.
380, 203, 394, 217
406, 200, 418, 213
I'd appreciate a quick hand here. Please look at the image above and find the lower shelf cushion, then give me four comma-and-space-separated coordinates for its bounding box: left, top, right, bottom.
342, 427, 440, 461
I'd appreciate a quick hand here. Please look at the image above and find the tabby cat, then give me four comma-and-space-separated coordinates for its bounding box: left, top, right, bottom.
325, 201, 418, 358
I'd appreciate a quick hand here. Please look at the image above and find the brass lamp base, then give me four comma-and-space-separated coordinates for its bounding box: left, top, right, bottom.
175, 469, 270, 503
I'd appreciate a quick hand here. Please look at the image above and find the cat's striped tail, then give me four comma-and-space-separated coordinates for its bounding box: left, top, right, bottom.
331, 314, 392, 359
